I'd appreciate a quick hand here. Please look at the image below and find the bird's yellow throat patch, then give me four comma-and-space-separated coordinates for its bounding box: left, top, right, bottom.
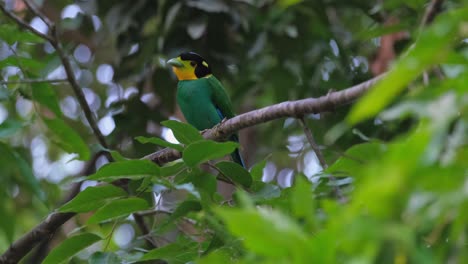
172, 66, 197, 80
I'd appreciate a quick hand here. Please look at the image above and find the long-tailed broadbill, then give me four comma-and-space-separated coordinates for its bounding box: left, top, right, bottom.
167, 52, 246, 168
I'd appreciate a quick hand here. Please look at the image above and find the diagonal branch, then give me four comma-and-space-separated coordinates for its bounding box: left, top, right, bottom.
24, 0, 53, 28
0, 4, 54, 43
297, 117, 327, 169
0, 152, 104, 264
421, 0, 444, 27
297, 117, 347, 202
49, 35, 109, 149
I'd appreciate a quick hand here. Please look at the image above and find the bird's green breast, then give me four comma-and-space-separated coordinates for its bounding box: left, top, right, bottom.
177, 77, 222, 130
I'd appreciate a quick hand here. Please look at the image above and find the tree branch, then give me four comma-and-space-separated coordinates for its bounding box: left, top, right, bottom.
420, 0, 445, 83
0, 4, 54, 43
133, 214, 158, 248
145, 74, 385, 165
297, 117, 327, 169
49, 36, 109, 149
297, 117, 348, 202
0, 152, 103, 264
24, 0, 53, 28
0, 212, 76, 264
421, 0, 444, 27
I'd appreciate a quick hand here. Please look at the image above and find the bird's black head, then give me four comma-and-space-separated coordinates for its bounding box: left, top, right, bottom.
180, 52, 212, 78
167, 52, 212, 80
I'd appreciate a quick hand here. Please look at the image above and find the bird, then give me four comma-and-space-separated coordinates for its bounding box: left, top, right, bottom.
167, 52, 246, 168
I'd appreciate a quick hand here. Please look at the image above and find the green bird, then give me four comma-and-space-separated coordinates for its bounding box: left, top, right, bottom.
167, 52, 246, 168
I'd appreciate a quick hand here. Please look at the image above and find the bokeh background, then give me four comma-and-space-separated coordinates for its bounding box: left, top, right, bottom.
1, 0, 467, 263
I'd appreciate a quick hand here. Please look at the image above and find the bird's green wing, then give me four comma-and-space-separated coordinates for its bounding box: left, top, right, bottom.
207, 76, 235, 119
206, 76, 246, 168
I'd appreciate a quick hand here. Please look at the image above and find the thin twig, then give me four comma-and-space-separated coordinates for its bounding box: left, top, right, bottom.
0, 78, 68, 84
49, 28, 109, 150
297, 117, 347, 201
420, 0, 445, 84
205, 162, 236, 186
421, 0, 444, 27
49, 39, 109, 149
137, 209, 172, 217
24, 0, 53, 28
297, 117, 327, 169
133, 214, 158, 248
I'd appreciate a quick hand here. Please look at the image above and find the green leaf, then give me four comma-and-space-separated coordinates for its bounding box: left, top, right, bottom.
160, 161, 186, 177
290, 175, 315, 222
43, 118, 90, 160
216, 161, 252, 188
251, 182, 281, 202
109, 150, 128, 162
88, 252, 121, 264
0, 203, 15, 243
136, 135, 184, 151
278, 0, 303, 8
161, 120, 203, 144
348, 9, 467, 124
198, 250, 232, 264
0, 56, 44, 71
357, 23, 409, 40
87, 197, 150, 224
216, 207, 310, 260
59, 185, 127, 213
141, 240, 199, 262
0, 24, 43, 44
0, 86, 10, 100
326, 142, 386, 175
13, 150, 46, 201
0, 119, 23, 138
0, 143, 45, 201
42, 233, 102, 264
174, 183, 200, 200
160, 200, 202, 229
183, 140, 238, 167
32, 83, 62, 117
182, 170, 217, 202
234, 189, 255, 209
87, 160, 160, 181
250, 158, 268, 181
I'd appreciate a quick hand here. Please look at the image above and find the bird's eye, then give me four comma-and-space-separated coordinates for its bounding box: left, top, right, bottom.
190, 61, 196, 67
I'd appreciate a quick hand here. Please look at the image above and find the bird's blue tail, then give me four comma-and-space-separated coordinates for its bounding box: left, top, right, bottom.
229, 134, 246, 168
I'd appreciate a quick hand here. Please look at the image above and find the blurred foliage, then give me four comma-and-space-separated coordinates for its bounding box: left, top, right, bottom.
0, 0, 467, 263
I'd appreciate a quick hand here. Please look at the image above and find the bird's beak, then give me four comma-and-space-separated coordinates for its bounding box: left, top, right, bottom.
166, 57, 184, 68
